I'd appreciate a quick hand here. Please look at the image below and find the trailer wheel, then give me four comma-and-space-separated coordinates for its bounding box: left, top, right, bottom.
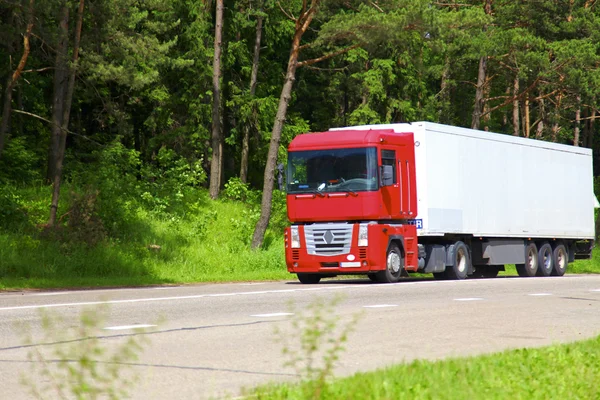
375, 243, 403, 283
445, 241, 470, 280
551, 244, 568, 276
516, 242, 538, 277
297, 273, 321, 284
536, 243, 553, 276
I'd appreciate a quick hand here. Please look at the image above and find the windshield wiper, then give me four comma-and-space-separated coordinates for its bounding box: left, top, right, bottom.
338, 188, 358, 196
309, 189, 325, 197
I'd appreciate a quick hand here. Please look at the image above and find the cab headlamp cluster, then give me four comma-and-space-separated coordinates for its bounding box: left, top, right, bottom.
290, 226, 300, 248
358, 223, 369, 247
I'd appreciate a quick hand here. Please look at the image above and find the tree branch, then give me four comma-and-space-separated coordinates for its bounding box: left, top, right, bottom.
277, 1, 295, 21
12, 109, 103, 146
297, 43, 361, 68
369, 1, 384, 12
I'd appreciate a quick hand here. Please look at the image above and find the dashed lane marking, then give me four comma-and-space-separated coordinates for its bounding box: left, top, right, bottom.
528, 293, 553, 296
363, 304, 398, 308
250, 313, 294, 318
454, 298, 483, 301
104, 324, 156, 331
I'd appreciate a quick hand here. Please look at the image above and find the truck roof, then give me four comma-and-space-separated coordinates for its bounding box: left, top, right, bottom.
288, 129, 402, 151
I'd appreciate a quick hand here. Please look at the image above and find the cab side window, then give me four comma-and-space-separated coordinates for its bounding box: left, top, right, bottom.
381, 149, 397, 184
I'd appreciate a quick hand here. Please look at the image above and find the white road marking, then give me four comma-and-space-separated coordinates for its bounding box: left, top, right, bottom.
33, 292, 71, 296
528, 293, 552, 296
104, 324, 156, 331
250, 313, 293, 318
0, 286, 355, 312
363, 304, 398, 308
591, 289, 600, 292
454, 298, 483, 301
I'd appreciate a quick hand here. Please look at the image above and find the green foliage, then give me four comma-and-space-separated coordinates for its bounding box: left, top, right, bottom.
0, 137, 42, 184
223, 177, 258, 202
0, 184, 29, 230
20, 306, 149, 399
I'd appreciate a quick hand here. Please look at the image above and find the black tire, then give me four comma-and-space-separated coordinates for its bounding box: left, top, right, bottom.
444, 241, 470, 280
375, 243, 403, 283
551, 244, 568, 276
516, 242, 538, 277
536, 242, 553, 277
297, 273, 321, 284
472, 265, 499, 279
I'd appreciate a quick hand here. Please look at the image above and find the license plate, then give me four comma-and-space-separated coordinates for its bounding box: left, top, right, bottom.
340, 262, 361, 268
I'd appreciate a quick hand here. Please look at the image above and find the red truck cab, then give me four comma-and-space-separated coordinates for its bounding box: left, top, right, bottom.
284, 129, 419, 284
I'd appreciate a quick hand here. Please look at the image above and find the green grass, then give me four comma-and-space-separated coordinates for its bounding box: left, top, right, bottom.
250, 335, 600, 399
0, 186, 290, 290
0, 184, 599, 290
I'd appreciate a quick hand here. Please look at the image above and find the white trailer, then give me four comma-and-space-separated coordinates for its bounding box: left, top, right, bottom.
331, 122, 596, 278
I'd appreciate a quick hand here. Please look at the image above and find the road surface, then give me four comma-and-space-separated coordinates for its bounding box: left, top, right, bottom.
1, 275, 600, 399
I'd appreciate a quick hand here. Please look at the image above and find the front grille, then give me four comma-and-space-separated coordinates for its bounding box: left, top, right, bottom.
304, 223, 353, 256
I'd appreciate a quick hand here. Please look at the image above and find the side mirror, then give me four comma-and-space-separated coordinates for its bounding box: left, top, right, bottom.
380, 165, 394, 186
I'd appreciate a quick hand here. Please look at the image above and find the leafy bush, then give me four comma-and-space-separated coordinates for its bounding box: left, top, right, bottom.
223, 177, 259, 203
0, 137, 42, 184
0, 184, 29, 230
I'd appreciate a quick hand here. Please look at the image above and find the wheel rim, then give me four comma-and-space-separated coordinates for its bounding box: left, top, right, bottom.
387, 251, 401, 274
557, 248, 567, 271
527, 247, 537, 271
542, 248, 552, 271
456, 248, 467, 273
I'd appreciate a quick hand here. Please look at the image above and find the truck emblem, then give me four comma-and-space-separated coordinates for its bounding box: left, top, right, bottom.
323, 230, 334, 244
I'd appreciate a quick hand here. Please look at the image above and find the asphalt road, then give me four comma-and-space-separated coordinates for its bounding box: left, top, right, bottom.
2, 275, 600, 399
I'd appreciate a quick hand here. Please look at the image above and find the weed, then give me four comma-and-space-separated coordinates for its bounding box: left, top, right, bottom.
20, 306, 149, 399
273, 296, 362, 399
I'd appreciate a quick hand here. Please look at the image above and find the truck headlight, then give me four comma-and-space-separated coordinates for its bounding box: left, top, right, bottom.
358, 224, 368, 247
291, 226, 300, 248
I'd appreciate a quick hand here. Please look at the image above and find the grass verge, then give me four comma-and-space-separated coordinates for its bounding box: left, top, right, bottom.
251, 335, 600, 399
0, 183, 598, 290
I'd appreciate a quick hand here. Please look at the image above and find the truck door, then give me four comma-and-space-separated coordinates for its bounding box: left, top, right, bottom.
380, 149, 398, 217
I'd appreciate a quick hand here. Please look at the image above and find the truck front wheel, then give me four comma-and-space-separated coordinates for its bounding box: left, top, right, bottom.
297, 273, 321, 284
375, 243, 403, 283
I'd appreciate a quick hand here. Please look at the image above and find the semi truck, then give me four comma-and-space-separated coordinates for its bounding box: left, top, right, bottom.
284, 122, 596, 284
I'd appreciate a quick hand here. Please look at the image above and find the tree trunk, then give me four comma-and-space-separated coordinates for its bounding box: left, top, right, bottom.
536, 97, 545, 139
471, 0, 492, 130
551, 92, 563, 142
512, 74, 519, 136
49, 0, 85, 226
251, 2, 319, 249
573, 94, 581, 147
0, 0, 34, 159
523, 93, 530, 138
471, 56, 487, 130
47, 4, 70, 182
240, 14, 263, 184
438, 56, 450, 123
588, 106, 596, 148
209, 0, 224, 199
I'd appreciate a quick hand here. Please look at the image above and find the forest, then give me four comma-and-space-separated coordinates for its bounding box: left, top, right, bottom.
0, 0, 599, 286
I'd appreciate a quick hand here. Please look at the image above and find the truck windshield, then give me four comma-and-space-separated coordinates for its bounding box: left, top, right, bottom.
287, 147, 378, 194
